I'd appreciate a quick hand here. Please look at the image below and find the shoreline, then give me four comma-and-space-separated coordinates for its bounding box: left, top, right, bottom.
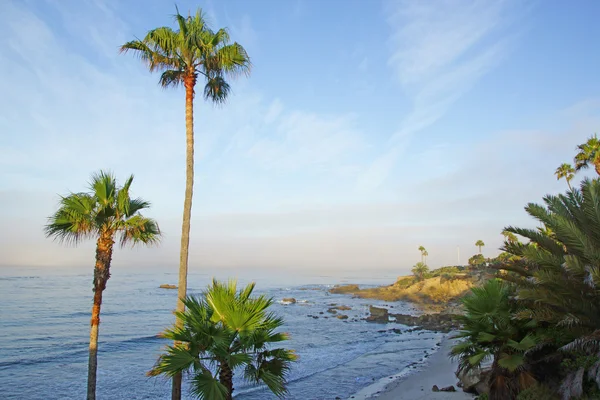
348, 333, 474, 400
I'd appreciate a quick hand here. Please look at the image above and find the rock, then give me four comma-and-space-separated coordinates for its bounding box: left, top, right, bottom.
159, 284, 177, 289
332, 305, 352, 311
365, 306, 389, 322
337, 314, 349, 320
282, 297, 296, 304
329, 284, 360, 294
319, 312, 324, 314
432, 385, 440, 392
456, 367, 490, 395
440, 386, 456, 392
327, 308, 338, 314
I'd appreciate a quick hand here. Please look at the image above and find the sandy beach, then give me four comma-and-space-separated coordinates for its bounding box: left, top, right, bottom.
349, 334, 475, 400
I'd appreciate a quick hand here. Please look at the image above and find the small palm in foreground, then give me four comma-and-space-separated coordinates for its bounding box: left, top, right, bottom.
45, 171, 160, 400
574, 134, 600, 175
554, 163, 575, 190
451, 280, 538, 400
150, 280, 297, 400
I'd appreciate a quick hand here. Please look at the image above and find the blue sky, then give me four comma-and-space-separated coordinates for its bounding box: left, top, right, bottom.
1, 0, 599, 275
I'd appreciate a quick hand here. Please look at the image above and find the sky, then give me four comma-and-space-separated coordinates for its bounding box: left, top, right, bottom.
1, 0, 599, 276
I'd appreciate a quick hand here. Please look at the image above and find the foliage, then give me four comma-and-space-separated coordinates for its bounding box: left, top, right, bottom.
475, 240, 485, 253
516, 384, 559, 400
149, 280, 296, 400
498, 178, 600, 399
574, 134, 600, 175
555, 163, 576, 190
45, 171, 161, 247
468, 254, 486, 266
411, 262, 429, 281
502, 230, 519, 244
120, 8, 251, 101
451, 279, 538, 400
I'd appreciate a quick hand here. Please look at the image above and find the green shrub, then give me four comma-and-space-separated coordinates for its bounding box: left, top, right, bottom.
516, 384, 559, 400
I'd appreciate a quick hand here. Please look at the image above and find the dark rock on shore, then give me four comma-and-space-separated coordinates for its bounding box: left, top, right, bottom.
159, 284, 177, 289
364, 306, 460, 332
337, 314, 349, 320
282, 297, 296, 304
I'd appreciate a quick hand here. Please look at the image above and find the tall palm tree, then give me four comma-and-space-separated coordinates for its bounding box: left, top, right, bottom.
554, 163, 575, 190
418, 245, 426, 263
422, 250, 429, 265
150, 280, 297, 400
451, 280, 538, 400
574, 134, 600, 175
45, 171, 160, 400
500, 178, 600, 398
121, 9, 250, 398
475, 240, 485, 254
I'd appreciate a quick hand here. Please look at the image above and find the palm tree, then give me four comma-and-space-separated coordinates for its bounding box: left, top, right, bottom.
475, 240, 485, 254
149, 280, 297, 400
451, 280, 538, 400
45, 171, 160, 400
422, 250, 429, 265
554, 163, 575, 190
501, 230, 518, 244
500, 178, 600, 398
411, 262, 429, 281
418, 245, 426, 263
574, 134, 600, 175
121, 9, 250, 398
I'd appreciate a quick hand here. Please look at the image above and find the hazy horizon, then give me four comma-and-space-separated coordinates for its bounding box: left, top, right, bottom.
2, 0, 599, 272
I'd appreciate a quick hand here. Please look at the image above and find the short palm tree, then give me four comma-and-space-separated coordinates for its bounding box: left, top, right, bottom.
411, 262, 429, 281
451, 279, 538, 400
574, 134, 600, 175
475, 240, 485, 254
418, 245, 426, 263
45, 171, 160, 400
149, 280, 297, 400
554, 163, 575, 190
500, 178, 600, 398
121, 9, 250, 398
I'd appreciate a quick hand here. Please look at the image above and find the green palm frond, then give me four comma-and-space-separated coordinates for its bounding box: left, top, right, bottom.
121, 7, 250, 105
190, 370, 228, 400
150, 280, 295, 398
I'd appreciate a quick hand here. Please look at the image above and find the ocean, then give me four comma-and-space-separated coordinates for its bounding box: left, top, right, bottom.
0, 265, 444, 399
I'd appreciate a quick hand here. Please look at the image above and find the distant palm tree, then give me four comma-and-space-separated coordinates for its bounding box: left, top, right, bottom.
422, 250, 429, 265
554, 163, 575, 190
501, 230, 518, 244
45, 171, 160, 400
418, 246, 426, 263
121, 9, 250, 399
574, 134, 600, 175
411, 262, 429, 281
150, 280, 297, 400
475, 240, 485, 254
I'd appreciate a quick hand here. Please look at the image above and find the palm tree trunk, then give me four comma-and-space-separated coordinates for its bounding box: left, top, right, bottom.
172, 71, 197, 400
219, 362, 234, 400
421, 253, 424, 263
87, 234, 114, 400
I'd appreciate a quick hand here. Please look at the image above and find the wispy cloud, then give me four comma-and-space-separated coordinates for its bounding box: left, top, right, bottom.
357, 0, 522, 190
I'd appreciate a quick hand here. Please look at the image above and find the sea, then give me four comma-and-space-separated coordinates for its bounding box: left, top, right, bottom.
0, 265, 445, 400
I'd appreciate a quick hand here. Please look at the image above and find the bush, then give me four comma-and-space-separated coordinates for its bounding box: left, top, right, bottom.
516, 384, 559, 400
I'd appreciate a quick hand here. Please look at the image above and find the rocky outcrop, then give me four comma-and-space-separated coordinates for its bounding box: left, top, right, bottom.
366, 306, 389, 322
282, 297, 296, 304
456, 367, 490, 395
336, 314, 349, 320
329, 284, 360, 294
159, 284, 177, 289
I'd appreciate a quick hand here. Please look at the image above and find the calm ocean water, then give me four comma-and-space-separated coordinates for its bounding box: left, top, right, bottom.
0, 266, 443, 399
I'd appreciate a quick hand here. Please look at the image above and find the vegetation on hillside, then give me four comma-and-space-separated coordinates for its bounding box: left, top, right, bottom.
452, 136, 600, 399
